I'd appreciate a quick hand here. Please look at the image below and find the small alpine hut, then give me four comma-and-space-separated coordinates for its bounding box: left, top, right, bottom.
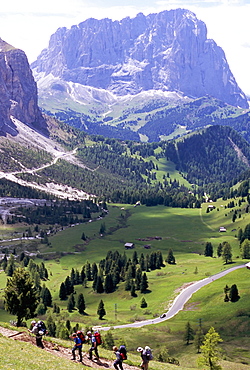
124, 242, 134, 249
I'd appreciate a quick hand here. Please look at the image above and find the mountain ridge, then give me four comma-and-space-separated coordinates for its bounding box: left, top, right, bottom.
32, 9, 248, 109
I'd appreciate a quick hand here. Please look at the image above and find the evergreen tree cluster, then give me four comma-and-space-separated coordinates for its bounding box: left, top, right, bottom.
58, 250, 164, 299
8, 199, 102, 226
166, 126, 250, 187
224, 284, 240, 302
238, 222, 250, 247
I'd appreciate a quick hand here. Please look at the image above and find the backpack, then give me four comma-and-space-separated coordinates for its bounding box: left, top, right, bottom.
37, 320, 46, 335
77, 330, 85, 344
94, 332, 102, 345
145, 347, 153, 361
119, 345, 127, 360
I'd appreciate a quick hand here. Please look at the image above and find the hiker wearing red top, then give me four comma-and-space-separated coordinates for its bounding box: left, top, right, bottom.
70, 332, 82, 362
87, 331, 99, 360
113, 346, 124, 370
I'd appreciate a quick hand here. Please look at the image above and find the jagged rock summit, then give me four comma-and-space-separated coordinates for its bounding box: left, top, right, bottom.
32, 8, 248, 109
0, 38, 46, 136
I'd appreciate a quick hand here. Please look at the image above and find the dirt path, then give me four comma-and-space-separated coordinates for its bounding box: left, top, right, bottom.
0, 326, 139, 369
0, 117, 98, 200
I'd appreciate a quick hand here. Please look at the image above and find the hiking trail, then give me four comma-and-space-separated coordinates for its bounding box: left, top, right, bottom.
0, 326, 140, 369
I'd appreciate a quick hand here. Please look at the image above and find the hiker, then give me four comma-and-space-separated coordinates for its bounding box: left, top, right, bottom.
87, 331, 99, 360
29, 320, 44, 349
113, 346, 124, 370
137, 346, 150, 370
70, 332, 83, 362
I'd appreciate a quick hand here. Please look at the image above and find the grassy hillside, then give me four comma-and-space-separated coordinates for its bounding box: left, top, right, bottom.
1, 192, 250, 367
40, 89, 250, 143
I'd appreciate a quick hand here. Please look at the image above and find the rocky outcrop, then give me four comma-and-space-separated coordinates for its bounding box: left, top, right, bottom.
32, 9, 248, 108
0, 39, 47, 136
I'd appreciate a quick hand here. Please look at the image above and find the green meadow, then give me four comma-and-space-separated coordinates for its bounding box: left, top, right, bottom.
0, 198, 250, 367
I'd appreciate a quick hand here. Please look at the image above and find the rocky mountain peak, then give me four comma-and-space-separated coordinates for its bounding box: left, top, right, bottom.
32, 9, 248, 109
0, 38, 46, 136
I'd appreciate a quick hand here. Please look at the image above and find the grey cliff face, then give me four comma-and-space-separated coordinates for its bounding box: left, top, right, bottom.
32, 9, 248, 108
0, 39, 46, 135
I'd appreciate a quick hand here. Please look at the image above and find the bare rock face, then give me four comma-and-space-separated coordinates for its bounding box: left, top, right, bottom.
0, 39, 46, 136
32, 9, 248, 108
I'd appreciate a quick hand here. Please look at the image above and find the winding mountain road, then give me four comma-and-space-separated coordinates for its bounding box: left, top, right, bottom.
99, 264, 247, 331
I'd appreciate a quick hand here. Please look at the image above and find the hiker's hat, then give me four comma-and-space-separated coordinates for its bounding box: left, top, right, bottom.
137, 347, 143, 352
31, 320, 36, 324
87, 331, 92, 335
145, 346, 151, 350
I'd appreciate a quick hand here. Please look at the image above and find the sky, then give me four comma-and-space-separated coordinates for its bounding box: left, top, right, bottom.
0, 0, 250, 95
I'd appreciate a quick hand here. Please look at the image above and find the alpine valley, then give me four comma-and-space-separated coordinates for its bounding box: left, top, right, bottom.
1, 8, 250, 370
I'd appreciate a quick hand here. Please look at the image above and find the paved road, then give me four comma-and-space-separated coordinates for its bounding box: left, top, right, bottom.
99, 264, 247, 331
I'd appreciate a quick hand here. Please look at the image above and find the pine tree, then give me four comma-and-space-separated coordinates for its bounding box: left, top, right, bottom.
224, 284, 230, 294
5, 254, 15, 276
97, 299, 106, 319
104, 274, 114, 293
67, 293, 75, 312
204, 242, 213, 257
77, 293, 86, 314
80, 266, 86, 283
42, 286, 52, 307
85, 261, 92, 281
132, 251, 138, 265
4, 267, 39, 326
237, 228, 243, 243
221, 242, 232, 264
140, 297, 147, 308
130, 280, 137, 297
135, 268, 142, 290
140, 272, 148, 293
59, 282, 67, 300
241, 239, 250, 259
64, 276, 74, 295
166, 249, 175, 264
217, 243, 223, 257
229, 284, 240, 302
183, 321, 194, 345
92, 262, 98, 282
46, 315, 57, 337
70, 268, 76, 285
1, 254, 7, 271
194, 325, 204, 353
156, 250, 164, 268
66, 319, 71, 331
197, 327, 223, 370
96, 276, 104, 293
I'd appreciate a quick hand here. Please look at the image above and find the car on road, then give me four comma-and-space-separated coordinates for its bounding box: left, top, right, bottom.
160, 313, 166, 318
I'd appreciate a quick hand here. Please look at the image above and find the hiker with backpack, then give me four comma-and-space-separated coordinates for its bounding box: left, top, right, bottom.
137, 346, 153, 370
87, 330, 100, 360
70, 332, 83, 362
29, 320, 46, 349
113, 346, 124, 370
